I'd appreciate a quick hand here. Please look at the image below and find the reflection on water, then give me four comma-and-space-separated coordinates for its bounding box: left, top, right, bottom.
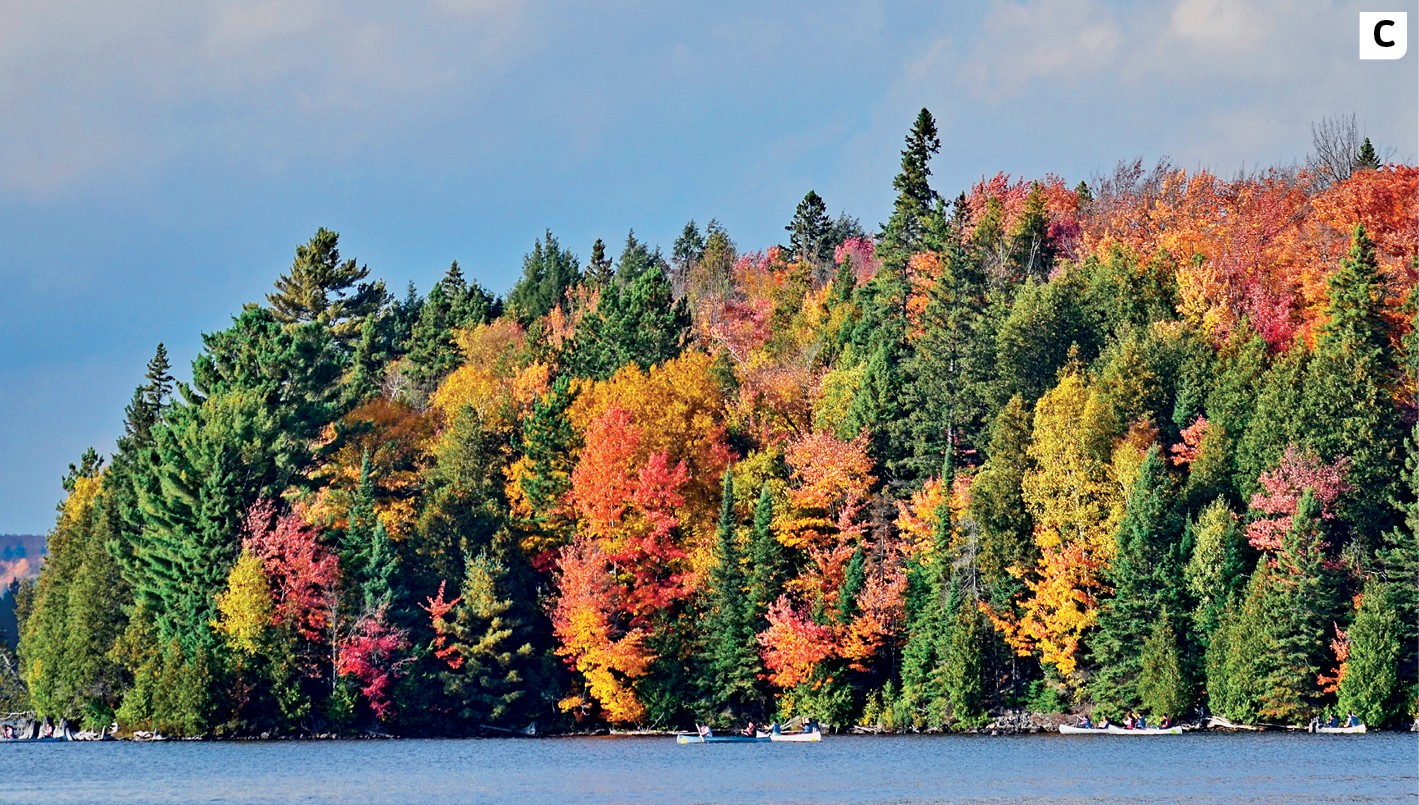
3, 732, 1415, 804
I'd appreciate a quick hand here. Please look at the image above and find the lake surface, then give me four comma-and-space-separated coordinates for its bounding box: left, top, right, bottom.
2, 732, 1415, 804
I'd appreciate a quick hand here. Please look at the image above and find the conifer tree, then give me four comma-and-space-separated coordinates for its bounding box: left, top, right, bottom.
942, 596, 988, 727
1184, 498, 1246, 642
878, 108, 940, 265
746, 483, 785, 627
267, 228, 387, 345
705, 469, 759, 716
1090, 446, 1188, 714
970, 396, 1036, 611
506, 231, 581, 325
1337, 577, 1401, 726
1354, 137, 1380, 171
513, 376, 579, 559
1006, 182, 1056, 283
844, 343, 907, 476
899, 451, 956, 724
434, 549, 536, 725
1137, 614, 1187, 720
586, 238, 613, 286
785, 190, 832, 265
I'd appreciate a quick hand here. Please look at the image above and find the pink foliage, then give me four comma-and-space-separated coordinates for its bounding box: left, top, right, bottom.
243, 500, 339, 643
335, 605, 411, 720
1246, 445, 1352, 551
421, 580, 464, 670
833, 237, 880, 285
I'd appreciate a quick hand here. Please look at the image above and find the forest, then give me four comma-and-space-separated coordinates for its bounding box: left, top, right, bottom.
2, 110, 1415, 737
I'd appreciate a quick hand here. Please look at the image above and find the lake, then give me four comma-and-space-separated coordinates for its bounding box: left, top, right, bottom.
2, 732, 1415, 804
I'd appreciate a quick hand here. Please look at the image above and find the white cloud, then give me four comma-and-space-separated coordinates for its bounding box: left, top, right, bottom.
1169, 0, 1270, 49
967, 0, 1123, 97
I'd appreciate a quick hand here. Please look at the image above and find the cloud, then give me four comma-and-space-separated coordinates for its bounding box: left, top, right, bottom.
1169, 0, 1270, 50
967, 0, 1124, 97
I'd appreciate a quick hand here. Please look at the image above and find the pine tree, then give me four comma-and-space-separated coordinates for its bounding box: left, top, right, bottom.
898, 456, 954, 724
1137, 614, 1188, 720
506, 230, 581, 325
705, 469, 760, 716
785, 190, 832, 265
844, 343, 907, 476
942, 595, 988, 727
970, 396, 1036, 611
513, 376, 579, 560
1184, 498, 1246, 643
746, 483, 785, 627
1090, 445, 1188, 714
436, 550, 536, 725
266, 228, 387, 345
1336, 577, 1401, 727
1354, 137, 1380, 171
586, 238, 613, 286
878, 108, 940, 265
1006, 182, 1056, 283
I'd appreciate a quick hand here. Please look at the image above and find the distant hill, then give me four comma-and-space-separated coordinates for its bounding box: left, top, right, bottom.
0, 533, 45, 587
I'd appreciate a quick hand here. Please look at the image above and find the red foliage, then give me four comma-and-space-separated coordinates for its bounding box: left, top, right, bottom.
757, 596, 836, 689
420, 580, 464, 670
243, 500, 339, 643
1170, 417, 1209, 467
1246, 445, 1352, 552
335, 605, 411, 720
833, 237, 881, 285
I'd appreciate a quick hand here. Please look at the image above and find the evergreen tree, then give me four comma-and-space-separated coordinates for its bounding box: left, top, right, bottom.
970, 396, 1036, 611
746, 483, 786, 627
586, 238, 613, 286
513, 376, 579, 560
1090, 446, 1188, 715
1336, 577, 1401, 727
1354, 137, 1380, 171
266, 228, 387, 345
406, 262, 496, 385
346, 317, 383, 404
899, 452, 956, 725
785, 190, 833, 265
843, 342, 908, 476
567, 259, 689, 380
878, 108, 940, 265
942, 595, 988, 727
1137, 614, 1188, 720
1184, 498, 1247, 643
705, 469, 760, 717
506, 231, 581, 325
1006, 182, 1056, 283
436, 549, 536, 726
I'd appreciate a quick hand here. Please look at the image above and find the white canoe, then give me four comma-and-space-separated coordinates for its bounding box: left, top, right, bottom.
1059, 724, 1182, 735
758, 730, 822, 742
1313, 724, 1366, 734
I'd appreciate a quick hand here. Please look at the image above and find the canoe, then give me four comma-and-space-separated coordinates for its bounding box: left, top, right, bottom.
675, 734, 769, 744
1313, 724, 1366, 734
1058, 724, 1182, 735
763, 730, 822, 742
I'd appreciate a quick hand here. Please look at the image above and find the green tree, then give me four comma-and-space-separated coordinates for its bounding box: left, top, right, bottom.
1184, 498, 1247, 642
1336, 577, 1401, 726
586, 238, 613, 286
1354, 137, 1380, 171
1006, 182, 1055, 283
877, 108, 940, 265
745, 483, 786, 627
406, 262, 497, 384
970, 396, 1036, 611
704, 469, 760, 717
506, 230, 581, 325
1137, 614, 1188, 720
942, 596, 989, 727
266, 228, 387, 345
785, 190, 833, 265
436, 549, 536, 726
1090, 446, 1188, 715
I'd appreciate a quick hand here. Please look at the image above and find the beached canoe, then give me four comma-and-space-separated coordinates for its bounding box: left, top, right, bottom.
1058, 724, 1182, 735
675, 733, 770, 744
1312, 724, 1366, 734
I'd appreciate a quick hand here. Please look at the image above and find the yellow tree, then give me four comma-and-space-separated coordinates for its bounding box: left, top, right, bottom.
214, 550, 274, 656
993, 370, 1122, 680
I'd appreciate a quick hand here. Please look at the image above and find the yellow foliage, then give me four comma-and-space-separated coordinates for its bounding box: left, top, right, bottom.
214, 550, 273, 655
813, 363, 865, 437
430, 320, 530, 432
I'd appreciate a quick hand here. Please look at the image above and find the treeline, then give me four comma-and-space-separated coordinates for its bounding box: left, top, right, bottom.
6, 110, 1417, 736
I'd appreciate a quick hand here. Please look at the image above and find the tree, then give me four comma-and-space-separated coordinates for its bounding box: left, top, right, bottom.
1090, 446, 1188, 715
1137, 614, 1187, 720
1006, 182, 1056, 283
1184, 498, 1246, 642
942, 597, 989, 727
745, 483, 786, 628
1355, 137, 1381, 171
878, 108, 941, 264
506, 230, 581, 325
567, 260, 689, 380
405, 262, 497, 384
586, 238, 613, 286
704, 468, 760, 717
213, 550, 273, 656
970, 396, 1036, 612
266, 228, 387, 345
424, 549, 536, 726
1336, 578, 1401, 726
785, 190, 833, 266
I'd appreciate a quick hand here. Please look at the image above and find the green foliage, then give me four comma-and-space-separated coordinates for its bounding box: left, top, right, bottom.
405, 262, 497, 384
266, 228, 387, 345
506, 230, 581, 325
1184, 498, 1247, 641
1336, 578, 1402, 727
942, 597, 989, 727
1137, 614, 1188, 720
568, 258, 689, 380
784, 190, 833, 266
438, 550, 536, 726
704, 469, 761, 717
970, 396, 1036, 610
878, 108, 940, 265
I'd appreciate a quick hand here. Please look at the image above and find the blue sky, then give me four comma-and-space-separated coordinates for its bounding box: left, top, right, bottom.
1, 0, 1415, 535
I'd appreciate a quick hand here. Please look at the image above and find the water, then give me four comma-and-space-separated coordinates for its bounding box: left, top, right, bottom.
2, 732, 1415, 804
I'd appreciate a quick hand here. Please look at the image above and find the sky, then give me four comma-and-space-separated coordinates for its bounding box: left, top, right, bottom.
1, 0, 1415, 535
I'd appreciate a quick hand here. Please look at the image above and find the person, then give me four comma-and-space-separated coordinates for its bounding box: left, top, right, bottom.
1078, 715, 1093, 729
742, 721, 756, 737
1327, 714, 1339, 729
698, 724, 713, 739
1123, 714, 1134, 730
1346, 713, 1359, 728
804, 718, 818, 734
1159, 716, 1170, 729
770, 721, 781, 735
1099, 715, 1111, 729
1137, 714, 1147, 730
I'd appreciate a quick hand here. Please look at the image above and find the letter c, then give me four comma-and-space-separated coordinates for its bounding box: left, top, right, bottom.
1374, 20, 1395, 46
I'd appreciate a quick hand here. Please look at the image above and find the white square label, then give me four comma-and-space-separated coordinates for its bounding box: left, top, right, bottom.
1359, 12, 1407, 59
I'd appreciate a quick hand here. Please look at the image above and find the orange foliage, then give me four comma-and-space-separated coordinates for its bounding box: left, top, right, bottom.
985, 541, 1106, 679
309, 398, 434, 538
551, 540, 656, 723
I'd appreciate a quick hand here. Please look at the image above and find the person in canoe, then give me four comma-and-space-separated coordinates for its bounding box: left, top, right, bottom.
770, 721, 781, 735
803, 718, 818, 734
1346, 713, 1360, 728
1123, 714, 1134, 730
1098, 715, 1111, 729
741, 722, 756, 737
1326, 714, 1340, 728
697, 724, 713, 739
1076, 715, 1094, 729
1136, 713, 1147, 730
1158, 716, 1170, 729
